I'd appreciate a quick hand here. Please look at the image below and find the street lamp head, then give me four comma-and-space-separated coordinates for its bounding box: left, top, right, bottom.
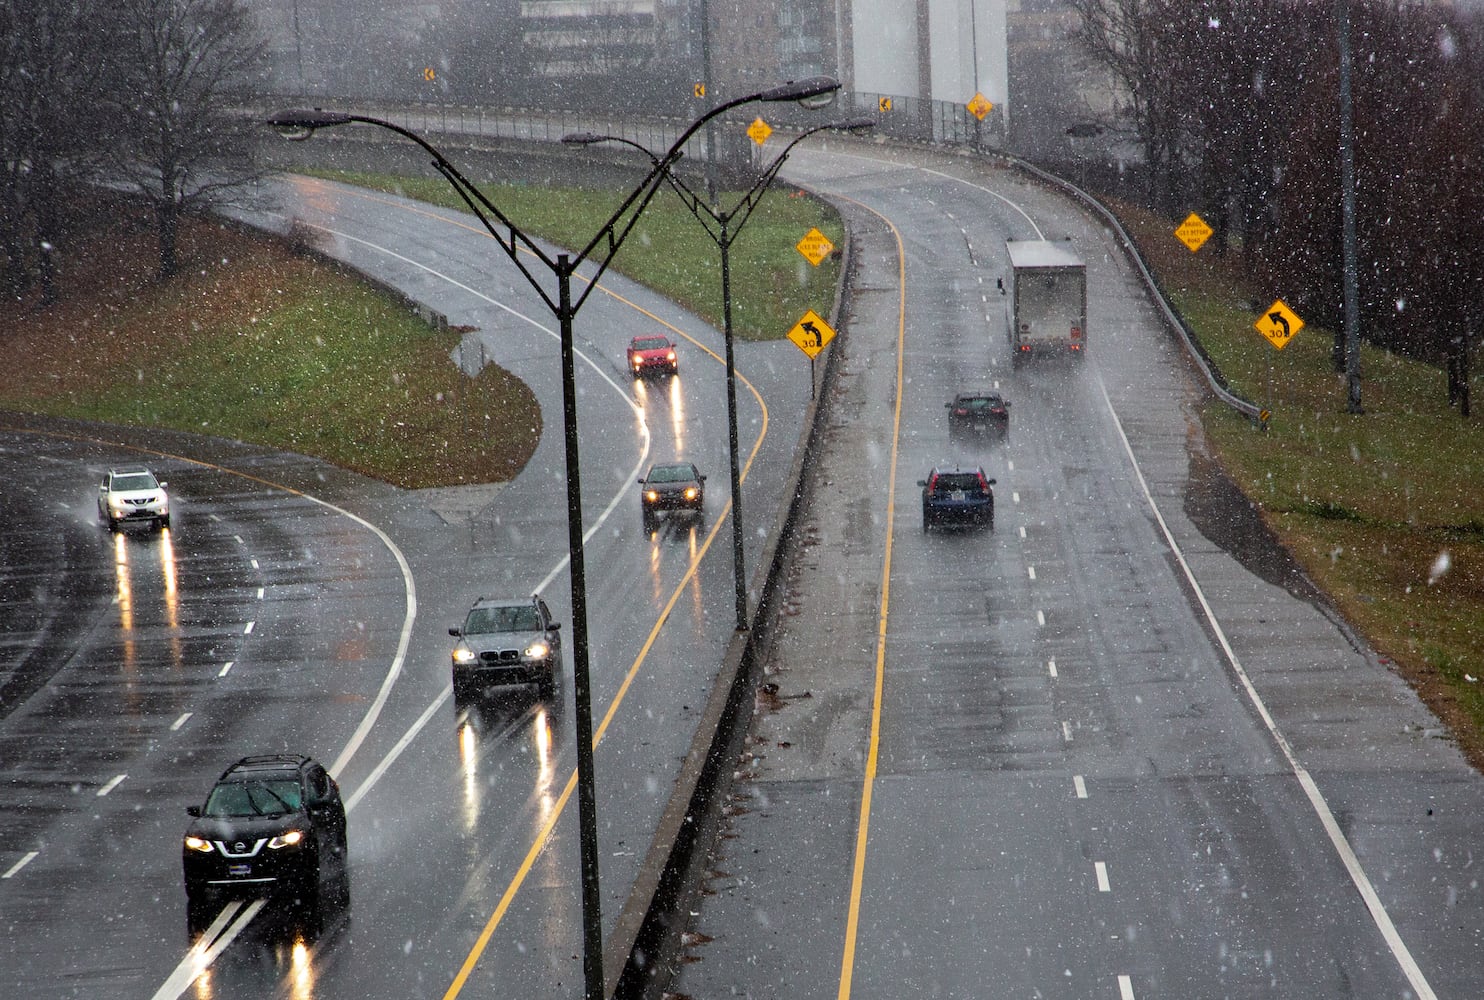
266, 108, 352, 141
831, 118, 878, 133
758, 76, 840, 110
561, 132, 609, 146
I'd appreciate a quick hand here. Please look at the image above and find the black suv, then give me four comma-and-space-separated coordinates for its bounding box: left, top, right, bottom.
182, 755, 347, 927
450, 595, 562, 701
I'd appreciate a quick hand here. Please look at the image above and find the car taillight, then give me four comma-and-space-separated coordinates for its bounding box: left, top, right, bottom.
953, 408, 968, 416
926, 474, 938, 494
976, 473, 989, 492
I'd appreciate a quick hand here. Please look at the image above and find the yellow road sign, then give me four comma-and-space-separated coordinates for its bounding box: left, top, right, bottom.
423, 67, 435, 82
693, 82, 705, 98
788, 309, 836, 359
796, 228, 834, 267
967, 92, 994, 121
879, 96, 893, 113
1255, 299, 1304, 350
1175, 212, 1213, 252
747, 117, 772, 146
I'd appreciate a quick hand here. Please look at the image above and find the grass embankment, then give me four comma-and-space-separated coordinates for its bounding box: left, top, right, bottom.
1, 181, 842, 489
303, 170, 844, 343
1113, 200, 1484, 764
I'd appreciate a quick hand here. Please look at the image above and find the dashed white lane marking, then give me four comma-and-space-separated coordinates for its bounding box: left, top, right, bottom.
1027, 566, 1036, 580
171, 713, 192, 731
233, 535, 244, 544
1012, 491, 1020, 503
217, 661, 233, 678
1037, 610, 1045, 626
208, 514, 222, 522
1018, 525, 1026, 538
256, 587, 264, 599
250, 558, 259, 570
1074, 775, 1088, 799
1118, 975, 1135, 999
97, 774, 127, 797
2, 852, 38, 878
1047, 659, 1058, 678
1062, 721, 1073, 742
1095, 861, 1111, 892
243, 621, 254, 635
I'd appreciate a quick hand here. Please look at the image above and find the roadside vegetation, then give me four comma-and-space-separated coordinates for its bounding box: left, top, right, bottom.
1115, 198, 1484, 767
301, 169, 845, 343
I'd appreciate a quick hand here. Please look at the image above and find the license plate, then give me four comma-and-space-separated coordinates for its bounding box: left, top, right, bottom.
950, 490, 965, 501
228, 864, 252, 877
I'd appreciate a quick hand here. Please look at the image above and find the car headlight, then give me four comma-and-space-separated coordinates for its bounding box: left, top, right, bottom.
268, 830, 304, 849
524, 641, 550, 660
683, 487, 699, 500
644, 490, 659, 502
184, 835, 214, 853
452, 646, 476, 664
666, 351, 676, 362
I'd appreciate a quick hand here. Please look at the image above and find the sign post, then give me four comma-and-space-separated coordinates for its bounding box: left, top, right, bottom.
787, 308, 836, 396
1254, 299, 1305, 430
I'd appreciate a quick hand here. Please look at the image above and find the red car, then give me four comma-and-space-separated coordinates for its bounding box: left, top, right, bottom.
626, 335, 678, 377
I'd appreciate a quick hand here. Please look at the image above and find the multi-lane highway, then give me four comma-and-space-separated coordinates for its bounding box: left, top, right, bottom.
0, 174, 815, 997
671, 143, 1484, 998
4, 138, 1483, 1000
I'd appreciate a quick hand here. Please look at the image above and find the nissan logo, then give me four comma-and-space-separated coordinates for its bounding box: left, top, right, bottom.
234, 842, 246, 853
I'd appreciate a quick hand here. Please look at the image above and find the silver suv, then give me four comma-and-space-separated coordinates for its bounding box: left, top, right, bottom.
98, 466, 170, 531
449, 595, 562, 702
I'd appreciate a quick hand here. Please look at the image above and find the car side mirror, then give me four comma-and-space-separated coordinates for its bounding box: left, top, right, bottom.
699, 475, 707, 482
916, 480, 927, 487
550, 622, 562, 632
987, 478, 998, 485
159, 481, 168, 489
186, 805, 202, 817
448, 626, 461, 636
996, 277, 1005, 294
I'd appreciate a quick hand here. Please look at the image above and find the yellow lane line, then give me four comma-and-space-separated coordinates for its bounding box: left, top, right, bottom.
835, 198, 907, 1000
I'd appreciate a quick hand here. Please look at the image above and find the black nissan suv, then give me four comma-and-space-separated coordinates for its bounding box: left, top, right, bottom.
182, 755, 348, 928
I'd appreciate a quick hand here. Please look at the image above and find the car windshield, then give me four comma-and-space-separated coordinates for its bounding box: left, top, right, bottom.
112, 473, 157, 491
934, 473, 984, 492
633, 337, 669, 351
958, 397, 998, 410
203, 779, 302, 817
646, 465, 695, 483
466, 605, 541, 633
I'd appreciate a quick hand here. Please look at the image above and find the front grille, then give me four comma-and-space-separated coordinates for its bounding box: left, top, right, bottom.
479, 649, 521, 664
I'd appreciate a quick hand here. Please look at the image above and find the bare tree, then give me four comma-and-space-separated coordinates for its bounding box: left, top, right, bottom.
1, 0, 119, 305
108, 0, 265, 279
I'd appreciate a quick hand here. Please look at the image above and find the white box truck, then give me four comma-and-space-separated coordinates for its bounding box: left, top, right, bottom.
1000, 240, 1087, 366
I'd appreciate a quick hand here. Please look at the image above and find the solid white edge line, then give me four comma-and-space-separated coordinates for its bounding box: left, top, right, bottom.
1095, 375, 1438, 999
150, 899, 267, 1000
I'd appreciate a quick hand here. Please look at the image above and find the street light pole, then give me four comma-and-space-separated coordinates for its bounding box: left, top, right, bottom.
267, 78, 838, 1000
566, 119, 873, 632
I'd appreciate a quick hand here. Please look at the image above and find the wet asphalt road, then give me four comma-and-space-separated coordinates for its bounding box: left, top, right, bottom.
669, 144, 1484, 998
0, 174, 814, 997
5, 143, 1483, 1000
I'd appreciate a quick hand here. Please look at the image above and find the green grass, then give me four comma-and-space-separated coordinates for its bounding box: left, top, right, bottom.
1112, 199, 1484, 764
305, 170, 845, 342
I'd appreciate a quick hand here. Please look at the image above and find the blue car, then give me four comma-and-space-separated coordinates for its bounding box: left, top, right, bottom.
919, 465, 996, 530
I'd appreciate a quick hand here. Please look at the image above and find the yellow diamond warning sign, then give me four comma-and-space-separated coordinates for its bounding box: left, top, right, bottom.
747, 117, 772, 146
1255, 300, 1304, 350
787, 309, 835, 359
1175, 212, 1214, 253
967, 93, 994, 121
796, 228, 834, 267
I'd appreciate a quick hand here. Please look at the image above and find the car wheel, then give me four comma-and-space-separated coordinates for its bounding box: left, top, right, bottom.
158, 514, 170, 530
185, 888, 215, 936
452, 675, 474, 703
922, 504, 932, 531
537, 670, 557, 702
641, 508, 656, 533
